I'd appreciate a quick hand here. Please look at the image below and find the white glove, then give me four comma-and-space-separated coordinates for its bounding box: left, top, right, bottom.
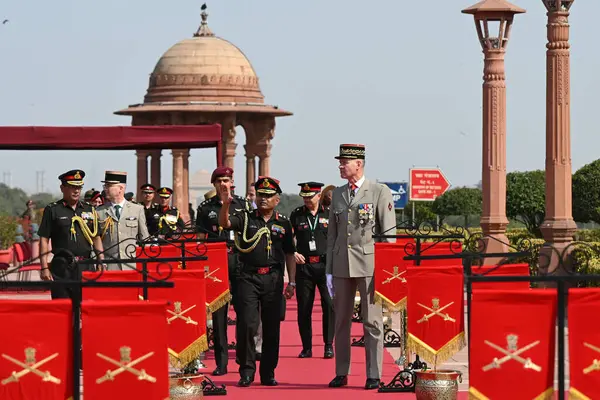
326, 274, 334, 298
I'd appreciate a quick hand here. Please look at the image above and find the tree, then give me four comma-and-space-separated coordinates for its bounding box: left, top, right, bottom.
403, 201, 437, 224
275, 193, 304, 217
432, 187, 482, 227
506, 170, 545, 237
573, 159, 600, 224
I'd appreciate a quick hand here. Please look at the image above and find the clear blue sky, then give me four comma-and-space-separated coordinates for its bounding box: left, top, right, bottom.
1, 0, 599, 195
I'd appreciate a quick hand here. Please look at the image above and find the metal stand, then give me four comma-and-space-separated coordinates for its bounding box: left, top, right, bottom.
201, 375, 227, 396
227, 317, 236, 326
352, 303, 362, 323
207, 327, 236, 351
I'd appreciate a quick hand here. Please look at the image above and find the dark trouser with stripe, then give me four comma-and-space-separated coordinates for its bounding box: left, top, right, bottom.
296, 261, 335, 351
235, 266, 283, 381
212, 252, 240, 369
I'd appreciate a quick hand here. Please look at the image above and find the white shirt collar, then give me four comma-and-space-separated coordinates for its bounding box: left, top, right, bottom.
349, 176, 366, 191
112, 200, 126, 210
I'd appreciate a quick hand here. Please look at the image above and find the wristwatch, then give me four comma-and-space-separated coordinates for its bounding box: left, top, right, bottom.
288, 282, 296, 288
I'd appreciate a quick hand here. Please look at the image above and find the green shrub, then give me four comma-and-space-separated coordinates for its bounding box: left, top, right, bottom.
0, 216, 19, 249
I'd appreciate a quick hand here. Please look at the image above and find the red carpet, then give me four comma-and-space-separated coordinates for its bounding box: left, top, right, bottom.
202, 295, 469, 399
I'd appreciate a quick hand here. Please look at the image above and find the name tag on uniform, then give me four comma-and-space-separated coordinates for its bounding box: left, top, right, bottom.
229, 231, 235, 240
309, 240, 317, 251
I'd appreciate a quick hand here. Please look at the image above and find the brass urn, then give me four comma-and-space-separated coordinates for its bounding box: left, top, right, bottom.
414, 369, 462, 400
169, 374, 204, 399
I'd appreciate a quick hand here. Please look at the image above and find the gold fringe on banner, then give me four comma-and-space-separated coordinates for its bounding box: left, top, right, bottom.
568, 387, 591, 400
374, 292, 407, 312
468, 386, 554, 399
407, 332, 465, 367
168, 334, 209, 369
207, 290, 232, 314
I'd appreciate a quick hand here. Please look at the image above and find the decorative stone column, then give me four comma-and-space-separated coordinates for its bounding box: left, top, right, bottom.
462, 1, 525, 260
244, 145, 256, 195
539, 0, 577, 275
221, 116, 237, 169
135, 150, 149, 201
171, 149, 190, 222
182, 148, 191, 223
253, 117, 275, 178
150, 149, 161, 189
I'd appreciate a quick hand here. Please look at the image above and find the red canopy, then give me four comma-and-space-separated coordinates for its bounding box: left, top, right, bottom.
0, 125, 222, 150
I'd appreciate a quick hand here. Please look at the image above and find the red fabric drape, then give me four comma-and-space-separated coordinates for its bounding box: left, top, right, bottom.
568, 288, 600, 400
81, 301, 169, 400
469, 289, 556, 399
82, 271, 143, 301
374, 242, 410, 311
407, 265, 465, 367
0, 125, 221, 150
471, 263, 531, 291
145, 270, 208, 368
0, 300, 73, 400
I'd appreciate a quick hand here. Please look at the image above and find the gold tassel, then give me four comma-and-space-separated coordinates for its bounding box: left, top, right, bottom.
568, 387, 591, 400
468, 387, 489, 400
407, 332, 465, 368
168, 334, 209, 369
374, 293, 407, 312
533, 388, 555, 400
207, 290, 232, 314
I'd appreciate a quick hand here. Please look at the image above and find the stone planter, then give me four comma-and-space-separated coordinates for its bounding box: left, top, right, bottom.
415, 369, 462, 400
169, 374, 204, 399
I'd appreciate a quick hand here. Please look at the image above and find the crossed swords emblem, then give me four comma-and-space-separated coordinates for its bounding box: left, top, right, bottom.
167, 302, 198, 325
96, 346, 156, 384
382, 266, 406, 285
1, 348, 61, 385
482, 334, 542, 372
204, 266, 222, 283
583, 342, 600, 374
417, 298, 456, 323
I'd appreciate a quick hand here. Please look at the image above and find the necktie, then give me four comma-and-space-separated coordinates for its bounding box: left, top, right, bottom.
114, 205, 121, 219
350, 184, 357, 199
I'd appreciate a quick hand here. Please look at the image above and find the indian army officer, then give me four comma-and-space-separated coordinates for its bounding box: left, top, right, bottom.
218, 177, 296, 387
139, 183, 160, 235
196, 166, 251, 376
39, 170, 105, 299
154, 187, 185, 237
290, 182, 335, 359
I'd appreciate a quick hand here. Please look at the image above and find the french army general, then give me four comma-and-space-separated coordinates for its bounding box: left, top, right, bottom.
325, 144, 396, 390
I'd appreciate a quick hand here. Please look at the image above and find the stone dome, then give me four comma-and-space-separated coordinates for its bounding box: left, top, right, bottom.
143, 10, 264, 104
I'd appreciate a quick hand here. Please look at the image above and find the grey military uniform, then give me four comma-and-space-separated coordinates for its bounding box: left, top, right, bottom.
97, 201, 149, 270
326, 178, 396, 379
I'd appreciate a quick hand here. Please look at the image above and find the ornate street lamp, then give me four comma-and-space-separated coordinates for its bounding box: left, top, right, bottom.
462, 0, 525, 256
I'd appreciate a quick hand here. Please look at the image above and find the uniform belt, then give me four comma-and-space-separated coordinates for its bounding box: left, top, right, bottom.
306, 255, 325, 264
244, 265, 279, 275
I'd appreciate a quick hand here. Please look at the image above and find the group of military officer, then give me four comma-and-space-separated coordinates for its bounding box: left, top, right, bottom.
37, 142, 396, 390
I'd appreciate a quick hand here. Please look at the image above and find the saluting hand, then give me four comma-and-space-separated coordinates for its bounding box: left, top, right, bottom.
219, 185, 233, 204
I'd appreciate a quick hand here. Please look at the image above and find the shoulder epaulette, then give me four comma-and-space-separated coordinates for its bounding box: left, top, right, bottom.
292, 206, 303, 213
47, 201, 61, 208
276, 213, 289, 220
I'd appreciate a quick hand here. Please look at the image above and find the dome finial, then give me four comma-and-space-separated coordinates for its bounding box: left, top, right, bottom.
194, 3, 214, 37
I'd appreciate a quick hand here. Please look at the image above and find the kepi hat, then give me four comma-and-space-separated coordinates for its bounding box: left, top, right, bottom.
102, 171, 127, 184
58, 170, 85, 187
335, 143, 366, 160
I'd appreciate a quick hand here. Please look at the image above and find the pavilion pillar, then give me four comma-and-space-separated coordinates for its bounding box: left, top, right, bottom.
150, 149, 161, 189
221, 116, 237, 169
182, 149, 190, 223
172, 149, 189, 222
135, 150, 149, 201
244, 144, 257, 195
252, 117, 275, 179
539, 3, 577, 276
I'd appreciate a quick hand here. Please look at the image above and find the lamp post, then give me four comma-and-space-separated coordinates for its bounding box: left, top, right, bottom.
539, 0, 577, 275
462, 0, 525, 259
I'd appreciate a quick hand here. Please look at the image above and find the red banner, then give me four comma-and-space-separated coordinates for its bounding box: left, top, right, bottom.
407, 266, 465, 367
374, 242, 410, 311
471, 263, 530, 291
136, 242, 230, 313
418, 241, 463, 267
82, 271, 143, 301
0, 300, 73, 400
146, 270, 208, 368
82, 301, 169, 400
568, 288, 600, 400
469, 289, 556, 399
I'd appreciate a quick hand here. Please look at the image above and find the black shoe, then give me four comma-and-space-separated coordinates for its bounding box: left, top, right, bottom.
298, 349, 312, 358
328, 375, 348, 388
256, 352, 262, 361
237, 376, 254, 387
365, 378, 380, 390
212, 367, 227, 376
324, 345, 334, 359
261, 378, 278, 386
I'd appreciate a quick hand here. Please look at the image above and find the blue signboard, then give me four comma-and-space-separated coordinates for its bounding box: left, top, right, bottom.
381, 182, 408, 209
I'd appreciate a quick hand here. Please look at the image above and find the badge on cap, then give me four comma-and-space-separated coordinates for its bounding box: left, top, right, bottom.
74, 171, 82, 180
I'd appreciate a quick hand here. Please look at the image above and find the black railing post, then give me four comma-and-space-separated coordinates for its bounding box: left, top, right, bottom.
557, 280, 566, 400
463, 256, 473, 370
142, 260, 149, 301
415, 237, 422, 267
